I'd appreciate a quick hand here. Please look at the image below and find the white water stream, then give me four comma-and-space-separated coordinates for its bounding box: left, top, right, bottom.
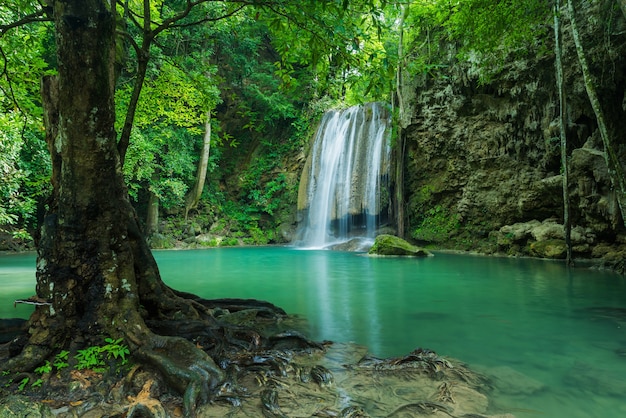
296, 102, 391, 249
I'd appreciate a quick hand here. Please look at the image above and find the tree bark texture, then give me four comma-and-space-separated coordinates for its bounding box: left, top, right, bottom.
145, 172, 160, 236
36, 0, 141, 348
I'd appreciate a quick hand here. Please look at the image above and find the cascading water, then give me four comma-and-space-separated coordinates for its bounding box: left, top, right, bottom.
295, 102, 391, 249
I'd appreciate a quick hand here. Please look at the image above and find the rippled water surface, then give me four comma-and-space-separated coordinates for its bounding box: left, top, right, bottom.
2, 247, 625, 417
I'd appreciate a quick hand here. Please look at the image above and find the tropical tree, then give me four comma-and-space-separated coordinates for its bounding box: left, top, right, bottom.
1, 0, 384, 415
33, 5, 229, 414
0, 5, 52, 242
116, 54, 219, 233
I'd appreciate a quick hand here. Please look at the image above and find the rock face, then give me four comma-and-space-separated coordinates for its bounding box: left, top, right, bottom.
368, 234, 432, 257
400, 0, 626, 270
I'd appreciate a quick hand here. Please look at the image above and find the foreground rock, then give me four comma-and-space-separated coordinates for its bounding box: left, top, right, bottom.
1, 302, 511, 418
369, 234, 433, 257
0, 343, 513, 418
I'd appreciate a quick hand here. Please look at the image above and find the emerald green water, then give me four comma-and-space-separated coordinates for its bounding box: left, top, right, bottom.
2, 247, 625, 417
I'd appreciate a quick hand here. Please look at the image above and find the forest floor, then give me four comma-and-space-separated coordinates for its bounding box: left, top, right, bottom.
0, 315, 516, 418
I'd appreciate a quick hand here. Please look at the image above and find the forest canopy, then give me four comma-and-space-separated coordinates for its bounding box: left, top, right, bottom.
0, 0, 551, 248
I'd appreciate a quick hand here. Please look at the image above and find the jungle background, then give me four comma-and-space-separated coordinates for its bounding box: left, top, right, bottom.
1, 0, 625, 271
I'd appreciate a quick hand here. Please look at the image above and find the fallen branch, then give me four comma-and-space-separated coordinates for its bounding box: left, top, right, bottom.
14, 296, 51, 307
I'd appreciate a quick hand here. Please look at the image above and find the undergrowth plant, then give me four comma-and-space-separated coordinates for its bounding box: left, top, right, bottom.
1, 338, 130, 391
412, 205, 461, 244
75, 337, 130, 373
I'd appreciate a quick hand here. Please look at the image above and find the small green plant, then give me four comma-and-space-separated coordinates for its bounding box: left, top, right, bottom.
17, 377, 29, 391
75, 338, 130, 373
75, 346, 106, 372
53, 350, 70, 371
221, 237, 240, 246
34, 361, 52, 375
11, 229, 32, 242
102, 337, 130, 363
31, 378, 43, 388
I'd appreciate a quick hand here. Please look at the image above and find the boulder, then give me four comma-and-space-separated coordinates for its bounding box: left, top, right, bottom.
0, 396, 53, 418
529, 239, 567, 259
368, 234, 432, 257
330, 238, 373, 252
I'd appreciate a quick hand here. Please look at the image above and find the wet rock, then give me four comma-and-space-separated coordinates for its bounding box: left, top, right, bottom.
330, 238, 373, 252
497, 220, 542, 245
0, 395, 53, 418
368, 234, 432, 257
529, 239, 567, 259
495, 219, 598, 258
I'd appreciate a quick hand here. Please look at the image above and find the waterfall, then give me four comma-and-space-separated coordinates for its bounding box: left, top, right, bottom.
296, 102, 391, 249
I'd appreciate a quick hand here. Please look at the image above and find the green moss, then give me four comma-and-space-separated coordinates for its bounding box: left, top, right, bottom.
369, 234, 431, 257
529, 239, 567, 259
412, 205, 460, 244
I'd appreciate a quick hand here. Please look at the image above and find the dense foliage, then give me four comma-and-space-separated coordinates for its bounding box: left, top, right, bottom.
0, 0, 552, 248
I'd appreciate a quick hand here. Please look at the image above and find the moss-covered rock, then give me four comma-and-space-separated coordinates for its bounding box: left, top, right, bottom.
0, 395, 53, 418
368, 234, 432, 257
529, 239, 567, 259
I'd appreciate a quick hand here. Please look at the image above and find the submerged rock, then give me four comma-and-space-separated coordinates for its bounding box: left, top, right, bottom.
368, 234, 432, 257
485, 365, 546, 396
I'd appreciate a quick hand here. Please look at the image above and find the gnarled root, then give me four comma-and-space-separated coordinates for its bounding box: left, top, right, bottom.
134, 335, 224, 417
0, 341, 52, 372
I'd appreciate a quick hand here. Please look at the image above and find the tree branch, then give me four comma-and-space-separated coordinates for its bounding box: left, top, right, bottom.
0, 9, 50, 37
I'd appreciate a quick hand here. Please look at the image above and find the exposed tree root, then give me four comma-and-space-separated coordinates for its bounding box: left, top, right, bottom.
133, 335, 224, 417
2, 210, 317, 417
0, 278, 324, 418
1, 307, 56, 372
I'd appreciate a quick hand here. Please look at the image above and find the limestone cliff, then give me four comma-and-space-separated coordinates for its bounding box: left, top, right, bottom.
400, 0, 626, 271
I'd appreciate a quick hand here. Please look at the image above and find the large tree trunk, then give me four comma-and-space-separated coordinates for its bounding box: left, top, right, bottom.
7, 2, 223, 415
184, 110, 212, 219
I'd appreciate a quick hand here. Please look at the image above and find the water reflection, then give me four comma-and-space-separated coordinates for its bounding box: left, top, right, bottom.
0, 254, 36, 319
1, 248, 625, 417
